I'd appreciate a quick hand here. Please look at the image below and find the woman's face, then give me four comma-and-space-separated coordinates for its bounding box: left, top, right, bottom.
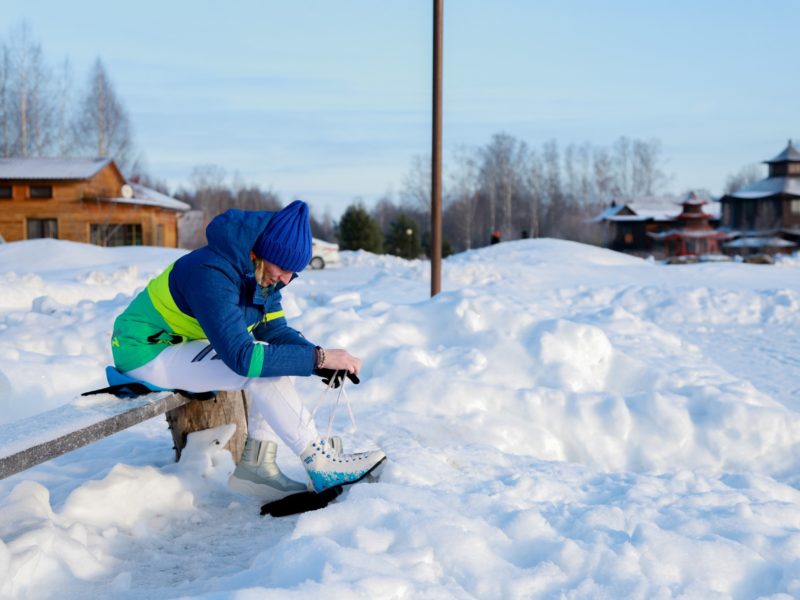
251, 253, 293, 287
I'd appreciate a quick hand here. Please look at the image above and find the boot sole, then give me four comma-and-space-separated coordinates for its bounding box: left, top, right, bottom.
228, 475, 308, 502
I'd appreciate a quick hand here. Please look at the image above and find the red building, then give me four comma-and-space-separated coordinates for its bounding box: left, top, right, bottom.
648, 192, 732, 257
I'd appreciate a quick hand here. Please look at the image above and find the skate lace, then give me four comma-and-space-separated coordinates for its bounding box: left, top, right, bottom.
305, 371, 358, 443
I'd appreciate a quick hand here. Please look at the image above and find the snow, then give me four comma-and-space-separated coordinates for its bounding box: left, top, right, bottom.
729, 175, 800, 199
1, 237, 800, 599
0, 158, 111, 181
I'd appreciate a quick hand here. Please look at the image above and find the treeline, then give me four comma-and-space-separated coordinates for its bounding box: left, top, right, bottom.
337, 133, 670, 257
174, 164, 337, 249
177, 134, 670, 257
0, 24, 141, 175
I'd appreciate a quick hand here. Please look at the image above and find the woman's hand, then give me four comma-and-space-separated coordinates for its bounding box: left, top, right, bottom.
321, 349, 361, 375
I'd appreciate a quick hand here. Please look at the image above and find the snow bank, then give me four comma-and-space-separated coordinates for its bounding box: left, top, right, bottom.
1, 238, 799, 598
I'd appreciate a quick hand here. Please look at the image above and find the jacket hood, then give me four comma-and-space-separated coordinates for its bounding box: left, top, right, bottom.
205, 209, 274, 274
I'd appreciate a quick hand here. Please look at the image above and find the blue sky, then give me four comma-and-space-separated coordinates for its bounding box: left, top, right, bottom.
5, 0, 799, 217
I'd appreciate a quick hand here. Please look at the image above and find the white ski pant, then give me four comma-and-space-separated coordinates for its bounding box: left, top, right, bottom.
126, 340, 319, 455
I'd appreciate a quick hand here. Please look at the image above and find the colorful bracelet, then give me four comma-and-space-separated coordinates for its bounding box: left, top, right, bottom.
315, 346, 326, 369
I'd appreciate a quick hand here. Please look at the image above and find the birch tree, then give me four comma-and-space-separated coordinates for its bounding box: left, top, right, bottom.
74, 58, 134, 170
480, 133, 527, 238
0, 42, 10, 156
7, 23, 52, 157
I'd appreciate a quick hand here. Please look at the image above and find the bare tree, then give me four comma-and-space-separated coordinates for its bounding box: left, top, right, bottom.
6, 23, 53, 157
74, 58, 134, 170
631, 138, 668, 196
610, 136, 668, 199
526, 149, 545, 238
371, 194, 404, 234
612, 136, 632, 199
54, 58, 73, 156
0, 42, 9, 157
480, 133, 527, 238
400, 154, 432, 215
723, 164, 762, 195
310, 206, 336, 242
592, 146, 616, 204
448, 145, 481, 249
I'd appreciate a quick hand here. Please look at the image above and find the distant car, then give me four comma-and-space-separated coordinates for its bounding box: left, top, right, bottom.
310, 238, 340, 269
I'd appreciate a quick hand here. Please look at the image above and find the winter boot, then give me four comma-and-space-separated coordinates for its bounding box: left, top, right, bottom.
229, 438, 308, 501
301, 438, 386, 493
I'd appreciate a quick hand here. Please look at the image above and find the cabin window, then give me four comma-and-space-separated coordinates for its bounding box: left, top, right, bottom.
27, 218, 58, 239
788, 163, 800, 175
791, 200, 800, 215
90, 223, 143, 247
29, 185, 53, 199
0, 185, 11, 199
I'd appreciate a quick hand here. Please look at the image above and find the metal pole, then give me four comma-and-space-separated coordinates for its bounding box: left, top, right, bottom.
431, 0, 443, 297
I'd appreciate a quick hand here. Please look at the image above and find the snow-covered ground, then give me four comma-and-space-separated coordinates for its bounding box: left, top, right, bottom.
1, 238, 799, 599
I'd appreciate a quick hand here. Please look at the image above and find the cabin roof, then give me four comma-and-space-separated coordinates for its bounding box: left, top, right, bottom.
0, 158, 112, 180
107, 184, 190, 212
726, 175, 800, 199
765, 141, 800, 164
591, 194, 721, 223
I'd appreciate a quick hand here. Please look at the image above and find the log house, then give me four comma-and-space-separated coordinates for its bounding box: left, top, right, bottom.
0, 158, 189, 247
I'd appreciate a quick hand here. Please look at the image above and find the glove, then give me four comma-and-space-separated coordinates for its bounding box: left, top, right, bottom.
313, 368, 360, 388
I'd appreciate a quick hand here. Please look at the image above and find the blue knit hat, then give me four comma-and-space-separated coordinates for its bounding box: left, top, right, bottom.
253, 200, 312, 272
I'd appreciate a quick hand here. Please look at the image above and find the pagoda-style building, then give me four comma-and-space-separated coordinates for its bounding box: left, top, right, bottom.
719, 140, 800, 254
648, 192, 732, 257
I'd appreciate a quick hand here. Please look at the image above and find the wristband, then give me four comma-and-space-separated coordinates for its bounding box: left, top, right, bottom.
315, 346, 326, 369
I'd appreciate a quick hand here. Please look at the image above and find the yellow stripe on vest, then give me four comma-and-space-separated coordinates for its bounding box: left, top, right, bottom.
146, 263, 207, 340
264, 310, 285, 322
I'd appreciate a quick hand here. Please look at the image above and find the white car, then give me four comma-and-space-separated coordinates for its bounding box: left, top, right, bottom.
310, 238, 340, 269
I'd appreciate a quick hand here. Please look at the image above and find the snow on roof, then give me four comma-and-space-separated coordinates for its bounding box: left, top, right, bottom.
104, 184, 190, 212
649, 228, 732, 240
588, 204, 628, 223
592, 194, 721, 222
724, 236, 797, 248
0, 157, 112, 180
765, 141, 800, 164
727, 176, 800, 199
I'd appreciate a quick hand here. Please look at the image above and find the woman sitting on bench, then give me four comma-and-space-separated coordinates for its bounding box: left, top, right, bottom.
110, 200, 385, 501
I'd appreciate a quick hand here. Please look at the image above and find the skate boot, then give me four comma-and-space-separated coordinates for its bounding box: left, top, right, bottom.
301, 438, 386, 493
229, 438, 308, 501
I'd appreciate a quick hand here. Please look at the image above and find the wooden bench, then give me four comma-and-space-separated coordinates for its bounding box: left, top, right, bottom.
0, 390, 248, 480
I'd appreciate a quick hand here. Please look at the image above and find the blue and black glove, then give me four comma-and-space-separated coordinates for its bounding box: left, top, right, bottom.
313, 368, 360, 388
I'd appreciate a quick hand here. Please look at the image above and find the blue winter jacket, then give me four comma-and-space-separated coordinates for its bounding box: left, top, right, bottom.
111, 208, 316, 377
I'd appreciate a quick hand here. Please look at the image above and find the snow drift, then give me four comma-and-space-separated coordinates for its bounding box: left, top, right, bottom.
0, 238, 799, 598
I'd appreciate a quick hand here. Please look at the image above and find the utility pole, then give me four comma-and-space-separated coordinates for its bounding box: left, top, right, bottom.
431, 0, 443, 297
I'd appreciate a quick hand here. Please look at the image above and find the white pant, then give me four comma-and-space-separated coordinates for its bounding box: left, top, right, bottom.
126, 340, 319, 455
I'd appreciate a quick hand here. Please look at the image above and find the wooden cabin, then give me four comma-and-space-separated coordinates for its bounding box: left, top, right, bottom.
719, 141, 800, 254
0, 158, 189, 247
590, 195, 721, 255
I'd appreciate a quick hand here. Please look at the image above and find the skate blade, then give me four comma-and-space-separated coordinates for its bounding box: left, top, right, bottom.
364, 457, 386, 483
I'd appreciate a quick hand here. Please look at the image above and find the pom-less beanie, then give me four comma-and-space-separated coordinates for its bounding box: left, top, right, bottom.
253, 200, 312, 272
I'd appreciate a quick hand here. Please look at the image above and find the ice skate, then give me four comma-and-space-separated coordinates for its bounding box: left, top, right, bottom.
301, 438, 386, 493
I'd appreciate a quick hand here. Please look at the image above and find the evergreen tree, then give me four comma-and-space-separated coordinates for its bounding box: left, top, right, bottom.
384, 213, 421, 259
422, 230, 453, 259
338, 203, 383, 253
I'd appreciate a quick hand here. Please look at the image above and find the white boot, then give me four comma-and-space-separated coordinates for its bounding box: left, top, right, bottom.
229, 438, 308, 501
301, 438, 386, 493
